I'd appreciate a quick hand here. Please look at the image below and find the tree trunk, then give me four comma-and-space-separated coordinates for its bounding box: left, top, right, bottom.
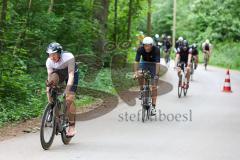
172, 0, 176, 49
0, 0, 7, 27
48, 0, 54, 13
14, 0, 32, 53
28, 0, 32, 10
113, 0, 118, 43
0, 0, 8, 49
92, 0, 110, 58
147, 0, 152, 36
127, 0, 133, 40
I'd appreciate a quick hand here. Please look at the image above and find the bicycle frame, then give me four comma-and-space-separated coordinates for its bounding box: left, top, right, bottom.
48, 86, 67, 132
139, 69, 152, 122
141, 69, 152, 106
40, 85, 72, 150
177, 62, 189, 98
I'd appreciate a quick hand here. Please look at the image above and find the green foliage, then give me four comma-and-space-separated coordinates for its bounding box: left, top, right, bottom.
0, 0, 149, 126
150, 0, 240, 71
108, 0, 147, 41
190, 0, 240, 42
75, 95, 97, 108
152, 0, 173, 36
209, 42, 240, 70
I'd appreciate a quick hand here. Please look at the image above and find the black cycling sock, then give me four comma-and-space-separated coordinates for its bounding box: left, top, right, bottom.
152, 104, 156, 108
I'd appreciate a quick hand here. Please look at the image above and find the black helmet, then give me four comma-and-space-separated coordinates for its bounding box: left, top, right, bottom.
183, 40, 188, 51
192, 43, 197, 48
46, 42, 63, 55
183, 40, 188, 47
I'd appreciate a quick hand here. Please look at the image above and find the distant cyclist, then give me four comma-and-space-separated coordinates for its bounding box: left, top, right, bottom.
136, 31, 145, 49
190, 43, 199, 69
175, 36, 184, 53
202, 39, 212, 70
134, 37, 161, 116
167, 35, 172, 42
163, 35, 172, 50
162, 35, 172, 65
174, 40, 192, 89
202, 39, 212, 54
153, 34, 160, 48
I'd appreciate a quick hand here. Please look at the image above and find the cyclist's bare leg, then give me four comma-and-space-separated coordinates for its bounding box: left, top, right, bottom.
151, 82, 157, 106
177, 67, 182, 79
207, 52, 210, 63
204, 52, 208, 64
137, 71, 144, 90
194, 55, 198, 69
46, 73, 59, 103
66, 92, 76, 136
175, 54, 183, 87
186, 66, 191, 82
186, 54, 192, 82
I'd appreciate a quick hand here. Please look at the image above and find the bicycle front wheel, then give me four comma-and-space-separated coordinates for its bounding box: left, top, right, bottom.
60, 102, 72, 145
142, 105, 150, 122
184, 87, 188, 96
61, 129, 72, 145
178, 76, 183, 98
142, 106, 146, 122
40, 103, 56, 150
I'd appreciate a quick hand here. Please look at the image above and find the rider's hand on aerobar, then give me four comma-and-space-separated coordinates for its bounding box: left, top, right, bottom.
133, 72, 139, 80
46, 80, 55, 87
154, 75, 159, 80
45, 80, 50, 87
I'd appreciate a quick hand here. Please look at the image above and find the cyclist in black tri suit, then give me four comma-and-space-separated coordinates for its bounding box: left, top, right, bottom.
190, 43, 199, 69
162, 36, 172, 64
134, 37, 161, 116
174, 40, 192, 89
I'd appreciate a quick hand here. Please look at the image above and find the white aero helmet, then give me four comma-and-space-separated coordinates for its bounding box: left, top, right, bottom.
178, 36, 184, 41
143, 37, 154, 45
205, 39, 210, 44
155, 34, 159, 39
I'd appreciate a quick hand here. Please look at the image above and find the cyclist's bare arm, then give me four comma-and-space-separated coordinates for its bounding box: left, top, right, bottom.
66, 71, 74, 93
46, 67, 53, 103
66, 58, 75, 93
155, 62, 160, 76
187, 54, 192, 67
174, 53, 180, 69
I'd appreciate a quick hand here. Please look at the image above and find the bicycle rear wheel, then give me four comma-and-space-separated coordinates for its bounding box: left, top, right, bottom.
40, 103, 56, 150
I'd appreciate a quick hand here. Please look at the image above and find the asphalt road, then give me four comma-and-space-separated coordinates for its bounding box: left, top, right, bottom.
0, 62, 240, 160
